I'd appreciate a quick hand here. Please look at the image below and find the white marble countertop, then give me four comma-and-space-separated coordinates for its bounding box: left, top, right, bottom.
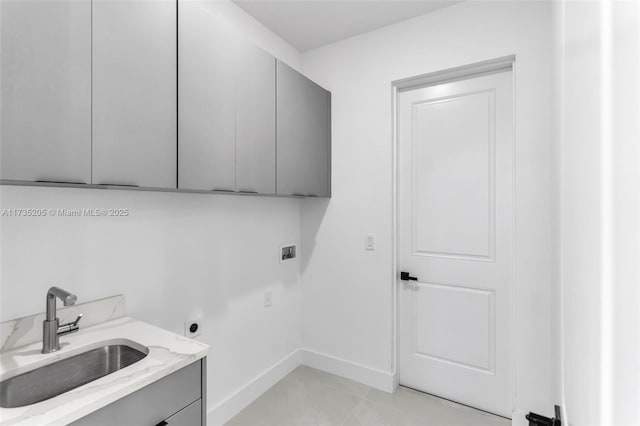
0, 316, 209, 426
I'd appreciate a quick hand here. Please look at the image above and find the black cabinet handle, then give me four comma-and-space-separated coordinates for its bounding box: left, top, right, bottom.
400, 272, 418, 281
155, 421, 168, 426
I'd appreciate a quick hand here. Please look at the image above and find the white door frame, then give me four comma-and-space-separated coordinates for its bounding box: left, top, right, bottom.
390, 55, 517, 416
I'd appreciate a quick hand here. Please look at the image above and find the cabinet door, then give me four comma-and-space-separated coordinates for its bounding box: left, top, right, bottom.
92, 0, 177, 188
235, 40, 276, 194
0, 0, 91, 183
163, 399, 202, 425
178, 1, 236, 191
276, 61, 331, 197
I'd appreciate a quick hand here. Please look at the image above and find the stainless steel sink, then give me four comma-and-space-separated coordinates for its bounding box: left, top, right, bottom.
0, 344, 148, 408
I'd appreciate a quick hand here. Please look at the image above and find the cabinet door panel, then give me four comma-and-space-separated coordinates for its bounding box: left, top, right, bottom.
0, 0, 91, 183
235, 41, 276, 194
276, 61, 331, 197
164, 399, 202, 425
92, 0, 177, 188
71, 360, 202, 426
178, 1, 236, 191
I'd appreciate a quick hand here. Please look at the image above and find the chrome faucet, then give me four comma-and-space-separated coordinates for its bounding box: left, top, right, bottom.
42, 287, 82, 354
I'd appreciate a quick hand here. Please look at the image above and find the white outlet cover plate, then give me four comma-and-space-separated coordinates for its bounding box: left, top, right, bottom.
185, 319, 202, 338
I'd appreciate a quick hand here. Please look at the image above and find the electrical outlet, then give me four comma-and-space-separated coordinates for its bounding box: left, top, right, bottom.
184, 318, 202, 338
264, 291, 273, 307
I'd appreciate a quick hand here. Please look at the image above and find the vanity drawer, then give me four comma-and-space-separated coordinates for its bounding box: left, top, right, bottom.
161, 398, 202, 425
71, 359, 203, 426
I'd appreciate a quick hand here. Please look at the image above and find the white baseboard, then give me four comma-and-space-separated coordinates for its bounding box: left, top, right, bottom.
392, 369, 400, 392
300, 348, 396, 393
511, 409, 526, 426
207, 349, 302, 425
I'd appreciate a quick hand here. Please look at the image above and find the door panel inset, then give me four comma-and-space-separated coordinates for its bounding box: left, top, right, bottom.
412, 282, 495, 373
412, 91, 495, 260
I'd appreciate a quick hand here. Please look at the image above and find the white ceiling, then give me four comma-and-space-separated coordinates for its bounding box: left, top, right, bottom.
232, 0, 462, 51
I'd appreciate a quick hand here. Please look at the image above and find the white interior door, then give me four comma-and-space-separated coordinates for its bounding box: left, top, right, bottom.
397, 69, 514, 417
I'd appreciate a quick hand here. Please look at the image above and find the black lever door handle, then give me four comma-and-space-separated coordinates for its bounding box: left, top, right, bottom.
400, 272, 418, 281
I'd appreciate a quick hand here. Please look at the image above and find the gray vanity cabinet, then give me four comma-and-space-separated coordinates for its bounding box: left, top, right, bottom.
178, 1, 236, 192
92, 0, 177, 188
164, 399, 202, 425
235, 40, 276, 194
72, 359, 206, 426
276, 61, 331, 197
0, 0, 91, 184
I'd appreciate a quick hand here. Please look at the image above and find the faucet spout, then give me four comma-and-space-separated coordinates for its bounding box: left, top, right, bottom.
45, 287, 77, 321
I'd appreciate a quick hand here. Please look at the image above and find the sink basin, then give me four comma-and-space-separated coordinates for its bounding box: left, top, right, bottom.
0, 343, 148, 408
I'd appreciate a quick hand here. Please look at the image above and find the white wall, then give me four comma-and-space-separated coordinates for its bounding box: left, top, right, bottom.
0, 1, 303, 422
610, 3, 640, 423
196, 0, 301, 71
558, 1, 603, 423
0, 186, 301, 416
0, 187, 302, 418
550, 0, 565, 418
300, 1, 555, 423
558, 0, 640, 424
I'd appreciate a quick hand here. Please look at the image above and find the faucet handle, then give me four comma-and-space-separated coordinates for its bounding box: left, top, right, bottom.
71, 313, 83, 326
58, 313, 83, 336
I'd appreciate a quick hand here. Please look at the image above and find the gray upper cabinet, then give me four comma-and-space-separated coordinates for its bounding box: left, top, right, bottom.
178, 1, 236, 192
178, 3, 276, 194
1, 1, 330, 197
276, 61, 331, 197
235, 40, 276, 194
0, 0, 91, 183
92, 0, 177, 188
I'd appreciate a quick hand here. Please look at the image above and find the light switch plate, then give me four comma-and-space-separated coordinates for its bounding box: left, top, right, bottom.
365, 234, 375, 251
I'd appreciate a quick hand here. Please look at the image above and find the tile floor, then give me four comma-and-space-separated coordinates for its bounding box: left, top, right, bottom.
225, 366, 511, 426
